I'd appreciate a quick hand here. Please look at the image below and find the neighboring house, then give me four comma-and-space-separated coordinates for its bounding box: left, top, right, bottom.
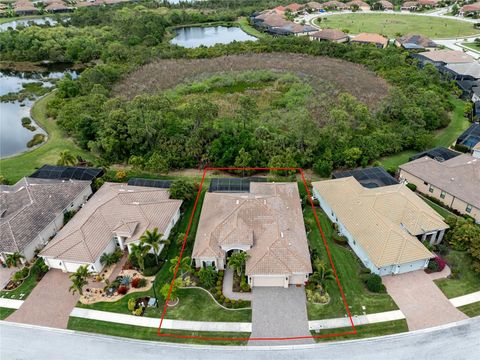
45, 2, 70, 13
445, 62, 480, 81
352, 33, 389, 48
377, 0, 394, 10
310, 29, 349, 43
399, 153, 480, 223
456, 79, 480, 100
412, 49, 475, 68
395, 34, 437, 50
322, 1, 348, 10
40, 183, 182, 273
460, 3, 480, 16
417, 0, 440, 7
347, 0, 371, 11
456, 122, 480, 150
332, 166, 399, 188
306, 1, 323, 11
284, 3, 305, 14
252, 10, 316, 36
13, 1, 39, 15
192, 182, 312, 288
0, 178, 92, 263
401, 1, 419, 10
409, 146, 461, 162
312, 177, 448, 275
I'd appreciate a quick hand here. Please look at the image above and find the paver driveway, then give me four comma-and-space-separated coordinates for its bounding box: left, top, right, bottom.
7, 269, 79, 329
382, 270, 468, 331
248, 286, 313, 346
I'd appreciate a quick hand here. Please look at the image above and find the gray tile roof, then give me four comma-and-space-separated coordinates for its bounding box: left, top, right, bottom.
0, 178, 91, 254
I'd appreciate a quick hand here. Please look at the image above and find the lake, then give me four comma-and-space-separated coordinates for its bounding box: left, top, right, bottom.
0, 70, 76, 158
0, 17, 60, 32
170, 26, 257, 48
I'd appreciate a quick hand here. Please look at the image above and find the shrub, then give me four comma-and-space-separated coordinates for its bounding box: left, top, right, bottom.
117, 285, 128, 295
365, 274, 385, 293
219, 295, 225, 302
127, 298, 136, 311
199, 266, 217, 288
428, 256, 446, 272
406, 183, 417, 192
216, 280, 222, 286
224, 298, 230, 304
142, 263, 162, 276
332, 232, 348, 245
216, 290, 222, 297
120, 275, 131, 286
360, 267, 371, 275
133, 307, 143, 316
131, 277, 140, 288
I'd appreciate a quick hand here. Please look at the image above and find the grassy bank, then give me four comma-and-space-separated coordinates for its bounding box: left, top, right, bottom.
312, 319, 408, 342
458, 302, 480, 317
419, 195, 459, 220
435, 250, 480, 299
380, 98, 470, 169
0, 307, 15, 320
67, 317, 250, 345
317, 14, 479, 38
0, 92, 95, 183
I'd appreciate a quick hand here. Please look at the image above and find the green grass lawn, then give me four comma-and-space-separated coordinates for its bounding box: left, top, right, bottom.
0, 307, 16, 320
0, 259, 46, 300
435, 250, 480, 299
0, 92, 96, 183
380, 98, 470, 169
312, 319, 408, 342
419, 195, 458, 220
317, 14, 479, 38
67, 317, 250, 345
78, 187, 251, 322
299, 182, 398, 320
461, 42, 480, 52
458, 301, 480, 317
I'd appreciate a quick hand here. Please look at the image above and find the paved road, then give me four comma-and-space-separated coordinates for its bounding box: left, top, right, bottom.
1, 318, 479, 359
249, 286, 313, 346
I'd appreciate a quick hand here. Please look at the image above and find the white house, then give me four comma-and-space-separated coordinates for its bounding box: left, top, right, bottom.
312, 177, 449, 276
40, 182, 182, 273
192, 182, 312, 288
0, 178, 92, 263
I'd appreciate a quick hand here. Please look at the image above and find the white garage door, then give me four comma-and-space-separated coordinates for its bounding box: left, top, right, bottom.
252, 275, 286, 287
45, 258, 63, 270
64, 261, 88, 273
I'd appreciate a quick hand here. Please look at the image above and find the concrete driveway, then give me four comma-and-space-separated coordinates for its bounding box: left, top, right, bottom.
7, 269, 79, 329
248, 286, 313, 346
382, 270, 468, 331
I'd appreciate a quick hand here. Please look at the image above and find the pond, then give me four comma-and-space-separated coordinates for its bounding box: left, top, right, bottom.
170, 26, 257, 48
0, 17, 61, 32
0, 69, 77, 158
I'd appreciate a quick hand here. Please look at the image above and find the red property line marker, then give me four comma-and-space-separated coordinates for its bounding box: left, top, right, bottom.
157, 167, 356, 341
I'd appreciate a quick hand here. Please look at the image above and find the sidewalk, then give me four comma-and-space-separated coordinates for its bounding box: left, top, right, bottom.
0, 298, 23, 309
308, 310, 405, 331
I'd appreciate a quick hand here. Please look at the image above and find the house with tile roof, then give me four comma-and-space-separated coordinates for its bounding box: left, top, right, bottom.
399, 154, 480, 223
0, 178, 92, 264
310, 29, 349, 43
192, 182, 312, 288
395, 34, 437, 50
347, 0, 371, 11
312, 177, 448, 275
352, 33, 389, 48
39, 183, 182, 273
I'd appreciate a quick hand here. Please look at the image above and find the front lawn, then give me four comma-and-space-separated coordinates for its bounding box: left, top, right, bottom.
312, 319, 408, 342
0, 307, 15, 320
434, 250, 480, 299
0, 259, 46, 300
317, 14, 479, 38
299, 182, 398, 320
67, 317, 250, 345
458, 302, 480, 317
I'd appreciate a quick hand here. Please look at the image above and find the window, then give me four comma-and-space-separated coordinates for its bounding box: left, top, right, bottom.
440, 191, 446, 199
466, 204, 473, 213
429, 185, 434, 193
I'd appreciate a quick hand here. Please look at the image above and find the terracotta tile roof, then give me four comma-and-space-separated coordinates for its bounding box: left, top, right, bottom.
400, 154, 480, 209
0, 178, 91, 254
347, 0, 370, 7
322, 1, 347, 8
306, 1, 323, 9
402, 1, 419, 7
312, 177, 447, 268
40, 183, 182, 263
461, 3, 480, 12
397, 34, 437, 48
420, 49, 475, 64
352, 33, 389, 46
45, 2, 69, 10
192, 182, 312, 276
378, 0, 394, 8
285, 3, 304, 12
311, 29, 348, 41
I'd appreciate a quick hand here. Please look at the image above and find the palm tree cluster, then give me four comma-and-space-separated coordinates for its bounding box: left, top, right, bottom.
5, 252, 25, 268
129, 228, 169, 273
57, 150, 77, 166
309, 258, 334, 291
227, 252, 249, 277
69, 265, 92, 295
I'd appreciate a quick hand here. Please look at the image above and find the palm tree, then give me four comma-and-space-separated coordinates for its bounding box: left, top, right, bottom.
5, 252, 25, 268
69, 265, 92, 295
57, 150, 77, 166
139, 228, 168, 264
227, 252, 249, 276
309, 260, 334, 288
129, 242, 150, 272
100, 253, 116, 267
169, 256, 192, 276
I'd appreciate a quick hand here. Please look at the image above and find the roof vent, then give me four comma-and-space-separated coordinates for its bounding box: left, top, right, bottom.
280, 231, 284, 238
451, 177, 455, 181
236, 200, 239, 205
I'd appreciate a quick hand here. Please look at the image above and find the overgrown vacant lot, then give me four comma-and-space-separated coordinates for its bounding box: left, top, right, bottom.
317, 14, 479, 38
114, 53, 389, 109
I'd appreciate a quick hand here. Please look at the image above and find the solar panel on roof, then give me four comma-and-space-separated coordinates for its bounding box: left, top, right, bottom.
29, 165, 103, 181
332, 167, 398, 188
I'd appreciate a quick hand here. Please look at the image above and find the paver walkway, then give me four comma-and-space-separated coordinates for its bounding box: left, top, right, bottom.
248, 286, 313, 346
6, 270, 79, 329
222, 268, 252, 301
382, 270, 468, 331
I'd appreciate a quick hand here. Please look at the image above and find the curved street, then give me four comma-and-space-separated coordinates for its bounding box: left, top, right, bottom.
1, 317, 479, 360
